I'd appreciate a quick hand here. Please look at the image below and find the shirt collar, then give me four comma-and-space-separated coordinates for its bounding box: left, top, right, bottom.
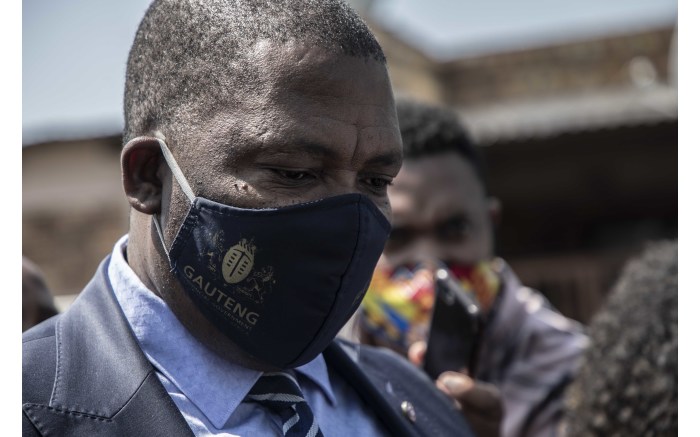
108, 235, 336, 429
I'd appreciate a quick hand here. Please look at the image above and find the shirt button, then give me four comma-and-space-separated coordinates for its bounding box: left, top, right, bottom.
401, 401, 417, 424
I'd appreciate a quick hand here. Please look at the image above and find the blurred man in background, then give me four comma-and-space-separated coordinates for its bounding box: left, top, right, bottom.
358, 99, 589, 436
22, 256, 58, 332
562, 240, 677, 436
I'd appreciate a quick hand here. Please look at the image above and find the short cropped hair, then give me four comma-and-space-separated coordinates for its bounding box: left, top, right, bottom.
563, 240, 678, 436
124, 0, 385, 145
396, 99, 488, 192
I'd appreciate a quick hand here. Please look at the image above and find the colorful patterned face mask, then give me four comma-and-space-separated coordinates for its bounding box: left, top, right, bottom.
359, 260, 501, 354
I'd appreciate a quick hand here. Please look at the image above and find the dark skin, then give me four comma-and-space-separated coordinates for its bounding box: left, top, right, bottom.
378, 153, 504, 437
381, 152, 499, 268
121, 41, 403, 372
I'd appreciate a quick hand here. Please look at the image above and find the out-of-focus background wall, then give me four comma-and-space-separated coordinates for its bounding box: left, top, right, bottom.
23, 0, 677, 323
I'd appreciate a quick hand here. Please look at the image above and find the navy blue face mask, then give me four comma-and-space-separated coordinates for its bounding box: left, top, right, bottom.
152, 139, 391, 369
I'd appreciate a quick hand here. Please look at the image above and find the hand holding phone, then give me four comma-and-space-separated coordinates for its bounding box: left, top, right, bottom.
422, 267, 482, 380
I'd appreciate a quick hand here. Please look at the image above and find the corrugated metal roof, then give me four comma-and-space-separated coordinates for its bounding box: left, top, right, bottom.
458, 84, 677, 145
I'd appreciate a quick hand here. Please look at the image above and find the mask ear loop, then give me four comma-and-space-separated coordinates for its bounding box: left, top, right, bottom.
151, 138, 197, 263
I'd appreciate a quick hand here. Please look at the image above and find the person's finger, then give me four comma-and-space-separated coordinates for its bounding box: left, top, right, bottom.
407, 340, 427, 366
436, 378, 463, 410
437, 372, 503, 437
438, 372, 503, 420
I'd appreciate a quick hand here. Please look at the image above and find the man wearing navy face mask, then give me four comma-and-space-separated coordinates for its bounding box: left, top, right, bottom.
358, 100, 589, 437
21, 2, 474, 436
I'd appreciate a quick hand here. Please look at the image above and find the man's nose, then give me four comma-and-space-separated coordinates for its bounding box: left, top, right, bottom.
325, 170, 360, 196
307, 171, 353, 201
324, 171, 392, 219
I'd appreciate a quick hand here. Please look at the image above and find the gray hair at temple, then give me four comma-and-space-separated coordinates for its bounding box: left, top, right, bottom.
562, 240, 677, 436
123, 0, 385, 146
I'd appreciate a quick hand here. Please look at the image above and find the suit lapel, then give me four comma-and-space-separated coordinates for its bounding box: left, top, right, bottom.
27, 257, 193, 436
324, 341, 419, 437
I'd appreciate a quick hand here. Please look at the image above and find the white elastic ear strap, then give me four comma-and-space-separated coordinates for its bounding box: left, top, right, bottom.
155, 138, 196, 203
152, 213, 171, 261
152, 138, 196, 259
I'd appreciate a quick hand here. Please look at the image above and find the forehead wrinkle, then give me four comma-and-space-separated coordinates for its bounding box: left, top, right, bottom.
261, 141, 344, 161
269, 110, 360, 164
201, 45, 397, 170
354, 121, 401, 162
271, 50, 392, 106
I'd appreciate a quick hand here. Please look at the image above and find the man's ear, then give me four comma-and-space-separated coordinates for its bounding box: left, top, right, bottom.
487, 197, 502, 230
121, 137, 164, 214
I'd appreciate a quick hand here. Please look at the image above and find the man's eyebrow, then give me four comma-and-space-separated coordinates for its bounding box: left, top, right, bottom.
259, 141, 403, 169
363, 151, 403, 169
263, 141, 343, 159
438, 213, 472, 226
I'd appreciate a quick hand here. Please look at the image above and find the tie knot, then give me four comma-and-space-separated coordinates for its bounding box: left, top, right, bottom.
247, 372, 305, 404
246, 372, 323, 437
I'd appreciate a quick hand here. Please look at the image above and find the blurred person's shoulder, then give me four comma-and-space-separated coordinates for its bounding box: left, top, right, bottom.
480, 259, 588, 437
492, 257, 586, 338
23, 256, 59, 331
480, 257, 588, 382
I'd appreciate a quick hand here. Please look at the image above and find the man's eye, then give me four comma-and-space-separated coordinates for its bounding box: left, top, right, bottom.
274, 169, 313, 181
437, 218, 470, 240
372, 178, 392, 188
364, 176, 393, 191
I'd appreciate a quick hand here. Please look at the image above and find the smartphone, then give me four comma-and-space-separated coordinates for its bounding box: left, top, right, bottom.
422, 267, 482, 380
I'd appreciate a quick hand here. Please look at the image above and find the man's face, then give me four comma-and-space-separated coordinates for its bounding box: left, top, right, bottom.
160, 41, 403, 238
148, 41, 402, 367
379, 152, 495, 272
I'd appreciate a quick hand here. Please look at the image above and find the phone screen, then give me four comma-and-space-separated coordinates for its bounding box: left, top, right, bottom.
422, 268, 481, 380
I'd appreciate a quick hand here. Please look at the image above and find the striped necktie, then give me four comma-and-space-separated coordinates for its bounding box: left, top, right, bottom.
246, 372, 324, 437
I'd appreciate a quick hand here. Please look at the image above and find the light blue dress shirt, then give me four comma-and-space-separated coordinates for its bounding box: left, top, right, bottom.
108, 235, 387, 436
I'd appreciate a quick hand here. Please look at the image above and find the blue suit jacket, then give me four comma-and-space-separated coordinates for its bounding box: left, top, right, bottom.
22, 258, 473, 436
